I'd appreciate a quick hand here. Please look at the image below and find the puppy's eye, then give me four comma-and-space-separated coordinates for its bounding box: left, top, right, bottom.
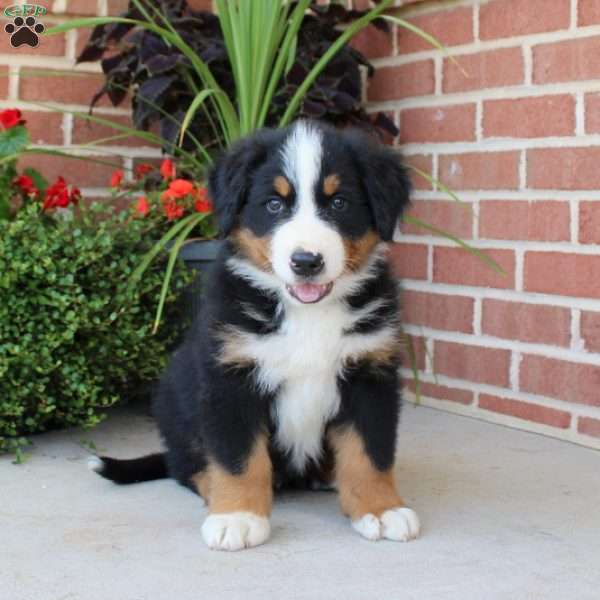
331, 196, 347, 211
266, 197, 284, 214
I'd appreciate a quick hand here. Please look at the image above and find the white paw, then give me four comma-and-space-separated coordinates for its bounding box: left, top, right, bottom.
352, 507, 420, 542
201, 512, 270, 551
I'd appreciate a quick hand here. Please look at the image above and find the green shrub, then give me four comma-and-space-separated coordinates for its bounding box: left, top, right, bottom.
0, 202, 193, 454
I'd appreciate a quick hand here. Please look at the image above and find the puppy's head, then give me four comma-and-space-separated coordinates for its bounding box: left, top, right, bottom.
208, 121, 411, 304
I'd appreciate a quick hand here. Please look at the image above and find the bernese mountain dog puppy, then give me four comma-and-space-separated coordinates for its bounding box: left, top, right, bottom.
89, 120, 420, 551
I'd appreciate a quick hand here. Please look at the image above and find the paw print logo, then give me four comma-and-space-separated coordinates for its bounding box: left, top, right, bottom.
5, 15, 45, 48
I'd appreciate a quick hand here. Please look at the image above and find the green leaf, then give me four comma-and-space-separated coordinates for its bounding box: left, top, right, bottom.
406, 164, 472, 214
403, 214, 505, 274
0, 126, 30, 156
382, 15, 468, 77
280, 0, 394, 126
24, 167, 48, 195
152, 212, 210, 333
403, 333, 421, 405
178, 89, 219, 147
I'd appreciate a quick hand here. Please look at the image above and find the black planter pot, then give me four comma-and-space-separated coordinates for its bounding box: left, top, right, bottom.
178, 239, 224, 319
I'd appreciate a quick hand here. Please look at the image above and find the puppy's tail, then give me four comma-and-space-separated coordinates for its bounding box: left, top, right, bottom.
87, 452, 168, 484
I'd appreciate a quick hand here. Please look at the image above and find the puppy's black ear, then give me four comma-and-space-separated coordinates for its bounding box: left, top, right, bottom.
345, 131, 412, 241
207, 130, 272, 237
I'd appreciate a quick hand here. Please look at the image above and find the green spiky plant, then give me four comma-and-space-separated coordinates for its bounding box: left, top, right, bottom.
40, 0, 503, 404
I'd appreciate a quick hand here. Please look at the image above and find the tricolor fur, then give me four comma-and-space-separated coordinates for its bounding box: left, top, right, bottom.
91, 121, 420, 551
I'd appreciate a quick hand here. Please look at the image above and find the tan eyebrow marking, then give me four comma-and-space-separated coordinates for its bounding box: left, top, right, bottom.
323, 174, 341, 196
273, 175, 291, 198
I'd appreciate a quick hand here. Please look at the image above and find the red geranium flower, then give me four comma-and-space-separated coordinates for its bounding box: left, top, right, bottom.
195, 199, 213, 213
14, 174, 38, 197
135, 196, 149, 216
42, 176, 80, 210
110, 170, 124, 188
160, 159, 175, 180
0, 108, 24, 129
193, 186, 212, 213
134, 163, 154, 179
167, 179, 194, 198
163, 201, 184, 221
160, 189, 175, 204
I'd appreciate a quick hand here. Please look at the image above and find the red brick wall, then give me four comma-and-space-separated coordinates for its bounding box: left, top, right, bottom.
357, 0, 600, 450
2, 0, 599, 449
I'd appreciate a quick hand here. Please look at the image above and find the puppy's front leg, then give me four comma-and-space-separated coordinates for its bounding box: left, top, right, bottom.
192, 435, 272, 551
330, 426, 420, 542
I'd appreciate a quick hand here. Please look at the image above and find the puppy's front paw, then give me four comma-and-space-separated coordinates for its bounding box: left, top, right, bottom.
201, 511, 270, 551
352, 507, 420, 542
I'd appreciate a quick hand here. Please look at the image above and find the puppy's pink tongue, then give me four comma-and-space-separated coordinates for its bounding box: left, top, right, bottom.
290, 283, 328, 303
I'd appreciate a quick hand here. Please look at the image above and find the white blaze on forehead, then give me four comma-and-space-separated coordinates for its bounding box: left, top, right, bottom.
281, 121, 323, 213
272, 122, 346, 288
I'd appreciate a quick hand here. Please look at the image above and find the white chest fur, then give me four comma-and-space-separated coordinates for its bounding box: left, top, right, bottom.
236, 297, 395, 472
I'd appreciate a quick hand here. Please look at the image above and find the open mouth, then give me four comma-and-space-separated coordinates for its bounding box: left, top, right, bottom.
286, 282, 333, 304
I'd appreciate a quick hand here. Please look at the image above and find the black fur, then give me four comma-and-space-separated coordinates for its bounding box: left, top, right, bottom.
93, 121, 411, 498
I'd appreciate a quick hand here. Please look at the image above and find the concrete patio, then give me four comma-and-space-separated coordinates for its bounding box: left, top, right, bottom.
2, 403, 599, 600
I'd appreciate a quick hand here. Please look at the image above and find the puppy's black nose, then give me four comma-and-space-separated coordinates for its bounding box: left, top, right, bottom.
290, 251, 324, 277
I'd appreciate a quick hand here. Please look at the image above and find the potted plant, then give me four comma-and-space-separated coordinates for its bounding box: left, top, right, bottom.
108, 157, 218, 329
46, 0, 415, 327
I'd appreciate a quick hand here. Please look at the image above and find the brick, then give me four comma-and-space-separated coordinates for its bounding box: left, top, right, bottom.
72, 114, 157, 147
401, 200, 473, 239
483, 95, 575, 139
368, 60, 435, 102
406, 380, 473, 405
580, 202, 600, 244
528, 147, 600, 190
187, 0, 214, 10
389, 243, 428, 280
402, 290, 474, 333
400, 103, 476, 144
534, 36, 600, 84
0, 66, 9, 99
400, 335, 426, 371
22, 111, 64, 145
581, 311, 600, 353
396, 6, 473, 54
19, 71, 109, 106
66, 0, 100, 15
403, 154, 433, 191
443, 47, 524, 94
18, 153, 122, 189
579, 0, 600, 26
433, 247, 515, 289
106, 0, 130, 15
585, 92, 600, 133
479, 200, 571, 242
520, 355, 600, 407
482, 299, 571, 346
434, 341, 511, 387
439, 151, 520, 190
524, 252, 600, 299
578, 416, 600, 438
350, 24, 393, 60
479, 0, 570, 40
0, 23, 66, 56
478, 395, 571, 429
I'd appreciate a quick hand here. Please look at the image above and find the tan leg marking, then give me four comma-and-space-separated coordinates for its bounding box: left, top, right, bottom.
231, 227, 273, 272
343, 230, 380, 273
192, 436, 273, 517
329, 427, 404, 521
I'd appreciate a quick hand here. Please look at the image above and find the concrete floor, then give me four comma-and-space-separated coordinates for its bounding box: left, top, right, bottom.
2, 404, 599, 600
